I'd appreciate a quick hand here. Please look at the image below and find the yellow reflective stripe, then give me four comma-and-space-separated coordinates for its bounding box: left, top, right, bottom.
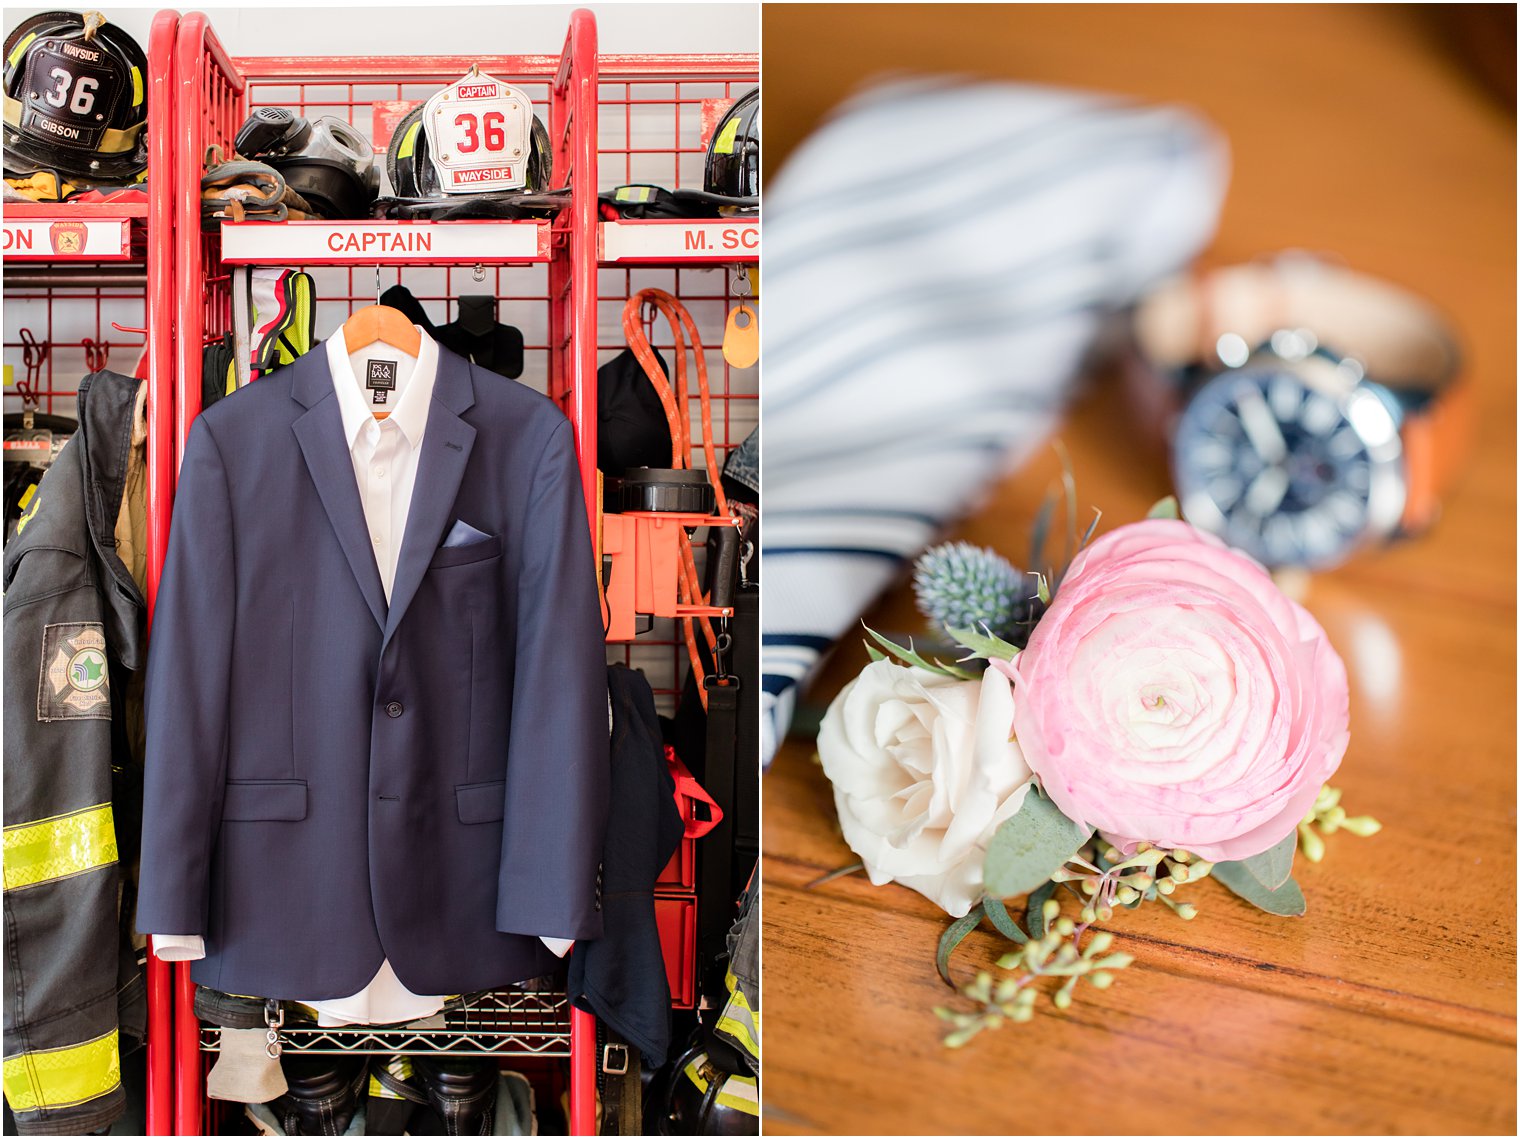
130, 66, 143, 107
715, 1012, 758, 1058
3, 804, 117, 891
713, 115, 741, 156
615, 185, 652, 203
3, 1029, 121, 1114
368, 1055, 413, 1099
94, 121, 144, 155
396, 121, 420, 161
717, 965, 759, 1056
682, 1057, 709, 1094
714, 1073, 758, 1116
7, 31, 37, 69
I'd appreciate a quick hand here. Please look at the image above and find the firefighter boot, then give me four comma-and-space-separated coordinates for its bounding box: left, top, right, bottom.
268, 1055, 366, 1136
411, 1056, 499, 1136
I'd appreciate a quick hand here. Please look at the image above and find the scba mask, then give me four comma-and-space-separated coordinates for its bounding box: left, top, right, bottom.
234, 106, 378, 219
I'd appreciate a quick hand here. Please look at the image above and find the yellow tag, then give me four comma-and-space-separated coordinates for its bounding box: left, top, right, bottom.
3, 365, 12, 388
714, 116, 741, 156
723, 303, 758, 368
16, 489, 40, 534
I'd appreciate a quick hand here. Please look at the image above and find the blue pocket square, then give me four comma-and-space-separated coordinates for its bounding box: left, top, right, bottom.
443, 520, 492, 548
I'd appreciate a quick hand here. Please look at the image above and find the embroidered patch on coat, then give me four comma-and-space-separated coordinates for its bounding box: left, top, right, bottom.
38, 622, 111, 721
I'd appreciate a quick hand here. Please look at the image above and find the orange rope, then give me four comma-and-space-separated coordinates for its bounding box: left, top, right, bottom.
621, 288, 732, 707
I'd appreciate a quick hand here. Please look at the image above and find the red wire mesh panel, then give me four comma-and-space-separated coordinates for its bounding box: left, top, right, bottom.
2, 280, 148, 415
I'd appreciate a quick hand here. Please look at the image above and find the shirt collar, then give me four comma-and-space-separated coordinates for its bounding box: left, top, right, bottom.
325, 323, 438, 451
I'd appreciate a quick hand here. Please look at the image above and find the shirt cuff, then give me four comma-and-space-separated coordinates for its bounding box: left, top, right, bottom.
152, 934, 206, 962
540, 936, 574, 958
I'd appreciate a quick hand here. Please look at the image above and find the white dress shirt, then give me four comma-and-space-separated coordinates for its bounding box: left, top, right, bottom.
153, 325, 569, 1025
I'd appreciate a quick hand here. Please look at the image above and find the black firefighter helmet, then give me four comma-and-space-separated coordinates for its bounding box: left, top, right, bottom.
703, 87, 757, 200
3, 10, 148, 183
385, 95, 552, 199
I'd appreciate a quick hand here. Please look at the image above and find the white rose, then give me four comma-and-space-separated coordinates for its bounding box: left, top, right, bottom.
816, 658, 1034, 917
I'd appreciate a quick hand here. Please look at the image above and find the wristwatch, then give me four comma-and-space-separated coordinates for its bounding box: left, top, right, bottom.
1127, 258, 1469, 569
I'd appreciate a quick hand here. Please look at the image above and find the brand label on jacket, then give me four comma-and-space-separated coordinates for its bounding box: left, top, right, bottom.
38, 622, 111, 721
367, 360, 397, 405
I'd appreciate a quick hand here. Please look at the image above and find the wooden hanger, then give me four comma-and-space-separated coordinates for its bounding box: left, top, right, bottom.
342, 303, 420, 420
342, 304, 422, 357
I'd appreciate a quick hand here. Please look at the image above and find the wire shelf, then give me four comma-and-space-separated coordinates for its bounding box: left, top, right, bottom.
198, 989, 572, 1058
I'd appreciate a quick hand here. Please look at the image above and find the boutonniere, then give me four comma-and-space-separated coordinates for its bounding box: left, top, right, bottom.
814, 493, 1379, 1046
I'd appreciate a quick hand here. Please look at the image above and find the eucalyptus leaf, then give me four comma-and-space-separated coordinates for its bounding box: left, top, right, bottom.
1057, 445, 1078, 570
1239, 832, 1297, 891
862, 625, 978, 681
981, 896, 1027, 943
1213, 861, 1307, 917
1032, 572, 1051, 605
805, 861, 864, 889
1078, 508, 1102, 551
936, 903, 985, 987
947, 624, 1021, 663
1029, 492, 1056, 574
982, 790, 1093, 899
1147, 495, 1180, 520
1025, 881, 1057, 938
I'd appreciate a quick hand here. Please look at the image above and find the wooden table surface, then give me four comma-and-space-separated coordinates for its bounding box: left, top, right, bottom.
759, 6, 1517, 1134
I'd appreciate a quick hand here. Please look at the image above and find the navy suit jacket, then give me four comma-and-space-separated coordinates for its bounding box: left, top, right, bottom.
136, 344, 609, 999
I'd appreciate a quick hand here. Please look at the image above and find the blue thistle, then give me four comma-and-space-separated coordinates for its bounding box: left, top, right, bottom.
913, 542, 1033, 642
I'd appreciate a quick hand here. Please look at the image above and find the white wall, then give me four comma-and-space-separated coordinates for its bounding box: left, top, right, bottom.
6, 1, 757, 57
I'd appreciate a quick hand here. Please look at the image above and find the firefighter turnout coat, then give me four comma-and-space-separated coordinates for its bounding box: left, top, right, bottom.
2, 370, 149, 1135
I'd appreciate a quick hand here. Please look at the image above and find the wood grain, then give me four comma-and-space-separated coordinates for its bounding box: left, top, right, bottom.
759, 5, 1517, 1134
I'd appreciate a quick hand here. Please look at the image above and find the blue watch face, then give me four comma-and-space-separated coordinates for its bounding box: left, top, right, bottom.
1174, 368, 1376, 568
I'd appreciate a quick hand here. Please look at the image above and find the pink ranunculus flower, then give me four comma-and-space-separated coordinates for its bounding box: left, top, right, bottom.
1008, 518, 1349, 863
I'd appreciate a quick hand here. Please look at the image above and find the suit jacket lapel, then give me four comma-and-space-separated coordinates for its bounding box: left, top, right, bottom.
383, 352, 477, 645
293, 401, 388, 630
290, 353, 388, 630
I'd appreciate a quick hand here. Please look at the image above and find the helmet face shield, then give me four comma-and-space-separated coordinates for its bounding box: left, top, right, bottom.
293, 116, 371, 170
3, 12, 149, 183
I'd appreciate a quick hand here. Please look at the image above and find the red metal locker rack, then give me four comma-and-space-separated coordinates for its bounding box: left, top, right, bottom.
593, 57, 758, 710
0, 10, 178, 1135
168, 9, 601, 1135
589, 55, 757, 1025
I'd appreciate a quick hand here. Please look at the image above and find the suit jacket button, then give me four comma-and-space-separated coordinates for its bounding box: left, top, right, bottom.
385, 701, 403, 718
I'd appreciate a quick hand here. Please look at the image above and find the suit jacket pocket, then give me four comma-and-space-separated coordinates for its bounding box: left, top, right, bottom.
430, 535, 502, 569
222, 780, 308, 822
456, 780, 505, 824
